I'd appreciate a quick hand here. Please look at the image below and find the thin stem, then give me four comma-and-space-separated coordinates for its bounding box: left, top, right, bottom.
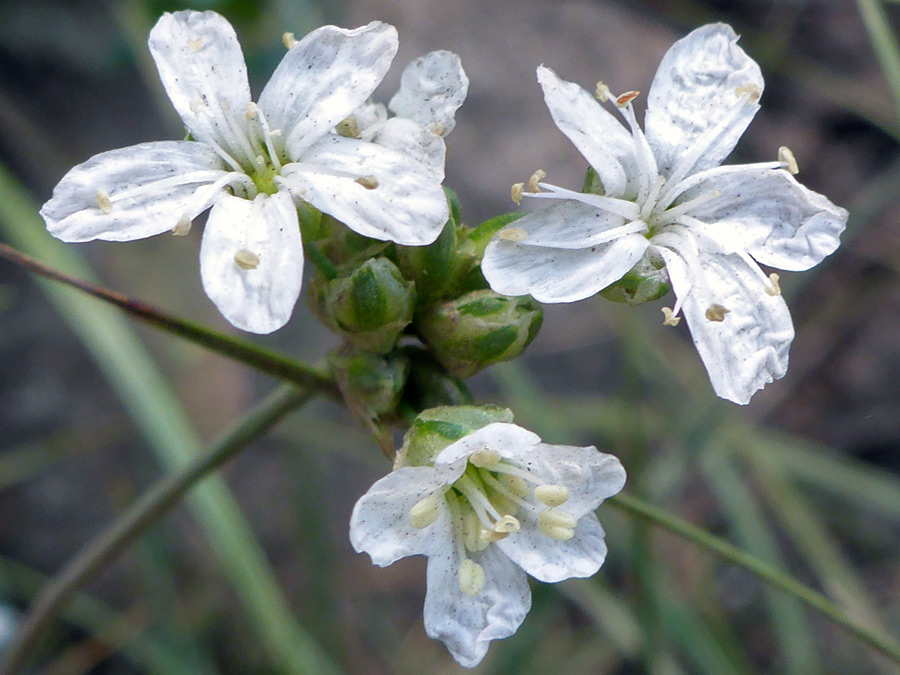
607, 492, 900, 665
0, 383, 325, 675
0, 242, 338, 399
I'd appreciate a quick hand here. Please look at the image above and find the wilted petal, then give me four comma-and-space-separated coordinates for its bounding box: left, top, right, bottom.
350, 465, 458, 566
424, 545, 531, 668
483, 231, 649, 303
281, 134, 448, 245
373, 117, 447, 182
655, 238, 794, 405
645, 23, 763, 179
41, 140, 228, 242
199, 191, 304, 334
677, 166, 847, 271
389, 50, 469, 136
260, 22, 398, 159
537, 66, 638, 198
148, 11, 252, 159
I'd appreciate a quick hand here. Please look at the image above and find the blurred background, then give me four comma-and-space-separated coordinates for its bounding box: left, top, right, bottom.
1, 0, 899, 673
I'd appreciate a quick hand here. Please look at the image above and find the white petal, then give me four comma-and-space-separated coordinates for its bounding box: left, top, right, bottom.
389, 50, 469, 137
677, 166, 847, 271
199, 191, 304, 334
434, 423, 543, 467
350, 102, 389, 141
492, 200, 630, 250
645, 24, 763, 178
349, 465, 458, 566
281, 134, 448, 245
482, 231, 649, 303
499, 513, 609, 584
148, 11, 253, 159
537, 66, 637, 197
41, 141, 228, 242
423, 545, 531, 668
373, 117, 447, 182
655, 238, 794, 404
259, 22, 398, 158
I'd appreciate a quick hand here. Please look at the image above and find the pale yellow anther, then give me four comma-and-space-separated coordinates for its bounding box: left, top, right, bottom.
534, 484, 570, 507
187, 37, 203, 52
493, 515, 521, 534
501, 474, 529, 498
538, 509, 576, 540
662, 307, 681, 327
427, 122, 446, 136
243, 102, 260, 121
96, 189, 112, 214
470, 448, 501, 468
336, 116, 360, 139
778, 146, 799, 175
528, 169, 546, 193
355, 175, 379, 190
766, 272, 782, 296
408, 493, 442, 529
705, 303, 730, 322
464, 509, 489, 552
282, 32, 297, 49
234, 249, 260, 271
458, 559, 486, 597
171, 216, 192, 237
190, 97, 205, 114
615, 90, 640, 107
594, 81, 611, 102
497, 226, 527, 242
511, 182, 525, 205
735, 83, 762, 103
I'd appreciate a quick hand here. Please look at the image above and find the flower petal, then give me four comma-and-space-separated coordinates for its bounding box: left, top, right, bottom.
499, 512, 609, 584
645, 24, 763, 179
148, 11, 253, 160
389, 50, 469, 137
434, 422, 543, 467
259, 22, 398, 158
349, 465, 458, 566
537, 66, 637, 198
373, 117, 447, 182
677, 166, 847, 271
199, 191, 304, 334
655, 236, 794, 404
280, 134, 448, 245
41, 141, 228, 242
491, 200, 631, 250
482, 228, 649, 303
423, 545, 531, 668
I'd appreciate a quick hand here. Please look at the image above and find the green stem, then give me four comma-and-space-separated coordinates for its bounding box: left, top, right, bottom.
0, 242, 338, 398
607, 492, 900, 665
857, 0, 900, 123
0, 384, 335, 675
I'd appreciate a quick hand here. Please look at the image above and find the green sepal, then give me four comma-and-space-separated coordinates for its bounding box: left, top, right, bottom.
330, 349, 410, 418
401, 346, 474, 413
466, 212, 526, 258
599, 251, 670, 305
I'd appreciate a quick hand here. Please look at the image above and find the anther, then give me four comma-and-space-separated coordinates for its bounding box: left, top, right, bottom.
497, 227, 527, 242
336, 116, 361, 139
458, 559, 486, 597
355, 175, 379, 190
615, 90, 640, 107
594, 81, 611, 102
778, 146, 799, 175
492, 515, 521, 534
171, 216, 192, 236
190, 97, 205, 114
501, 474, 529, 498
511, 182, 525, 205
96, 189, 113, 214
282, 32, 297, 49
735, 83, 762, 103
528, 169, 546, 193
409, 493, 442, 529
470, 448, 502, 468
662, 307, 681, 327
538, 509, 576, 540
187, 37, 203, 52
427, 122, 446, 136
244, 102, 260, 121
534, 485, 570, 507
766, 272, 782, 296
234, 249, 260, 270
480, 528, 509, 543
705, 304, 730, 322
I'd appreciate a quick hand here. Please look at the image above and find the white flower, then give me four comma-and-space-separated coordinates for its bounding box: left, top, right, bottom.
481, 23, 848, 404
40, 11, 455, 334
349, 422, 626, 667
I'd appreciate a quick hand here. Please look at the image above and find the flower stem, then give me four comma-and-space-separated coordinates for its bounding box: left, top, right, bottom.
607, 492, 900, 664
0, 383, 338, 675
0, 242, 338, 398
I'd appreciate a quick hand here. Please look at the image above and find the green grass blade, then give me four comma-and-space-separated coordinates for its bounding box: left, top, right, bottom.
858, 0, 900, 121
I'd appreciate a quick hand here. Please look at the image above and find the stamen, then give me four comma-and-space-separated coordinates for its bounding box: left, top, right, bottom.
470, 448, 502, 468
409, 493, 442, 529
497, 226, 527, 242
534, 485, 570, 507
608, 95, 659, 203
355, 175, 379, 190
501, 474, 529, 498
458, 558, 486, 596
511, 182, 525, 205
615, 90, 640, 107
480, 528, 509, 543
171, 216, 192, 236
282, 32, 297, 49
248, 104, 284, 171
658, 189, 723, 224
640, 176, 667, 221
735, 83, 762, 103
705, 303, 730, 322
537, 508, 577, 541
778, 146, 799, 174
528, 169, 546, 193
661, 307, 681, 327
594, 81, 611, 102
96, 189, 113, 214
219, 98, 261, 168
766, 272, 782, 296
454, 475, 502, 523
187, 37, 203, 52
234, 249, 260, 270
336, 116, 361, 139
463, 506, 489, 552
528, 183, 641, 221
492, 515, 521, 533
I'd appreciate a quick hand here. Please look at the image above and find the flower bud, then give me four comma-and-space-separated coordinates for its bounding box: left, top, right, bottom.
394, 404, 514, 468
311, 257, 415, 354
312, 213, 389, 267
395, 220, 477, 303
599, 250, 670, 305
330, 350, 409, 417
401, 347, 474, 412
416, 290, 543, 378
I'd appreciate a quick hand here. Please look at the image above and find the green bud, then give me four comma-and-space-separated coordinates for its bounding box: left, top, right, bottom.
401, 346, 474, 412
416, 289, 543, 378
311, 257, 415, 353
600, 250, 670, 305
330, 350, 409, 418
395, 220, 477, 303
314, 213, 389, 267
395, 404, 514, 468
